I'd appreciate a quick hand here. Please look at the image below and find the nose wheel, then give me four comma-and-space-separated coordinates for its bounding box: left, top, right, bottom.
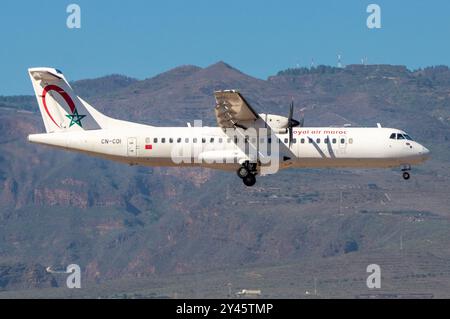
237, 166, 250, 179
401, 164, 411, 180
237, 161, 257, 187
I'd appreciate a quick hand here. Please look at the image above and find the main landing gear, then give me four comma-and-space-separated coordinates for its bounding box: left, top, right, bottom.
237, 161, 257, 187
401, 164, 411, 180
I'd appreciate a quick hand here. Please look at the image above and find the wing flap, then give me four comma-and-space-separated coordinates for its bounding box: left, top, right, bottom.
214, 90, 259, 129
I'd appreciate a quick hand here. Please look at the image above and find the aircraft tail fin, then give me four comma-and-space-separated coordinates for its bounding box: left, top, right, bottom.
28, 67, 110, 133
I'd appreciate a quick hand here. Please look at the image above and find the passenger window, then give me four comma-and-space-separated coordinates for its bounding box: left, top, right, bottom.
301, 138, 305, 144
202, 138, 206, 143
389, 133, 396, 139
169, 138, 173, 143
177, 138, 181, 143
340, 138, 345, 144
308, 138, 313, 143
185, 138, 189, 143
284, 138, 288, 143
324, 138, 329, 144
234, 137, 239, 143
268, 138, 272, 144
260, 138, 265, 144
218, 138, 223, 143
292, 138, 296, 143
193, 138, 197, 143
251, 137, 256, 144
210, 137, 214, 143
349, 138, 353, 144
316, 138, 320, 144
161, 138, 166, 143
153, 138, 158, 143
227, 138, 232, 143
145, 137, 150, 143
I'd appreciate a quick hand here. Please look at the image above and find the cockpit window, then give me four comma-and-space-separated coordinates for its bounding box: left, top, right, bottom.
404, 134, 413, 141
390, 133, 414, 140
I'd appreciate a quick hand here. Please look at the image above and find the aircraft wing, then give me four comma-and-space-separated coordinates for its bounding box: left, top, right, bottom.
214, 90, 260, 129
213, 90, 296, 175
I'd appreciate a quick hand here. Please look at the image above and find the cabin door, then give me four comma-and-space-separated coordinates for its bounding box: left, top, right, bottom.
338, 135, 347, 154
127, 137, 137, 157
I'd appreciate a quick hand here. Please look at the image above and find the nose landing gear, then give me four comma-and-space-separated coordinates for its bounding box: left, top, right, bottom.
243, 174, 256, 187
237, 161, 257, 187
401, 164, 411, 180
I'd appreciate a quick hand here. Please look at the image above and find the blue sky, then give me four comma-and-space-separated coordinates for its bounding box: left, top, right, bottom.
1, 0, 450, 95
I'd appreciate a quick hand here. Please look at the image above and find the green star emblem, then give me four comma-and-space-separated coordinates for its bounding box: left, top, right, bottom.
65, 109, 86, 127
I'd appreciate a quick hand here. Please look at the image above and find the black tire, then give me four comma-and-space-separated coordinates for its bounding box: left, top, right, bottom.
243, 174, 256, 187
237, 166, 249, 179
402, 172, 410, 180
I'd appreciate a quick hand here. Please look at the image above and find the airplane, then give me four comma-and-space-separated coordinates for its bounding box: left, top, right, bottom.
27, 67, 431, 187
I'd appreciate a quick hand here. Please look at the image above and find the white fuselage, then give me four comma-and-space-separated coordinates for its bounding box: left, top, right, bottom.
28, 124, 430, 173
25, 67, 431, 186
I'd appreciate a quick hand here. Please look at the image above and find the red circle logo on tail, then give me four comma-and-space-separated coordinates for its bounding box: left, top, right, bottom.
41, 85, 76, 128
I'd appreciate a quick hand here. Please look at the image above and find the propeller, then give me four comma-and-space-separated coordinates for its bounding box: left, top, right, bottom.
288, 100, 300, 147
298, 107, 306, 128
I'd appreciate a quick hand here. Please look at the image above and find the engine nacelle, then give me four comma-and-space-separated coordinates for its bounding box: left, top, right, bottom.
259, 113, 289, 133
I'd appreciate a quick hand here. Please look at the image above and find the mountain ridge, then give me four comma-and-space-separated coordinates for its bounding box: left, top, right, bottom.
1, 62, 450, 295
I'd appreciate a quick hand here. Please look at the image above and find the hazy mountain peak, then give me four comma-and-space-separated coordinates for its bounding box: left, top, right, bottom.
208, 61, 235, 70
155, 64, 202, 77
195, 61, 260, 83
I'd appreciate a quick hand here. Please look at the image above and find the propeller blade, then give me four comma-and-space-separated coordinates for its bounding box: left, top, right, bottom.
299, 118, 304, 127
289, 125, 293, 147
289, 100, 294, 124
289, 100, 294, 147
299, 107, 306, 127
299, 107, 308, 127
291, 118, 300, 127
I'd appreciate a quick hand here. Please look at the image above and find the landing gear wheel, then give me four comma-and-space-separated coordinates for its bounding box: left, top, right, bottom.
402, 171, 410, 180
237, 166, 249, 179
243, 174, 256, 187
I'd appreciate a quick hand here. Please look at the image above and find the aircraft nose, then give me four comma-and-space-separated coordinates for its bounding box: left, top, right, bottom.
420, 145, 431, 158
